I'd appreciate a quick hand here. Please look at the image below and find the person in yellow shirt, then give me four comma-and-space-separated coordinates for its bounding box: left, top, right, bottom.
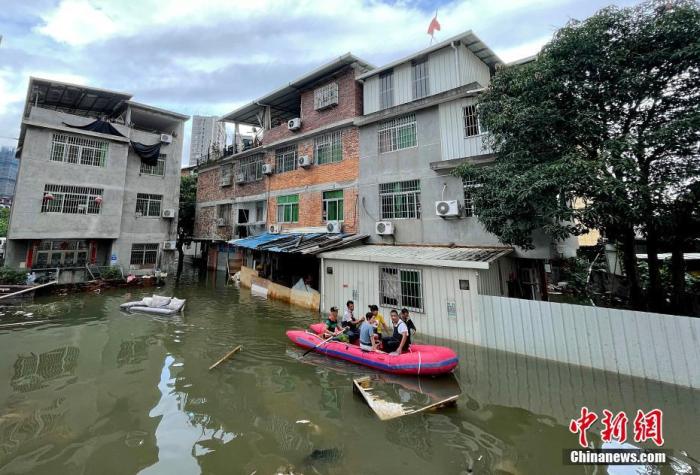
368, 304, 390, 336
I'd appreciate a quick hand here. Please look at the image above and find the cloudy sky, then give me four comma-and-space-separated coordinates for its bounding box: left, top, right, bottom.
1, 0, 638, 165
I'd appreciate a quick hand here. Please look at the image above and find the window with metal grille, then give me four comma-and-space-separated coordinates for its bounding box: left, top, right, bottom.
378, 114, 417, 153
34, 240, 89, 268
314, 131, 343, 165
220, 163, 233, 185
139, 154, 166, 176
379, 180, 421, 220
130, 243, 158, 268
255, 200, 266, 222
50, 133, 108, 167
275, 145, 298, 173
322, 190, 344, 222
239, 154, 264, 182
463, 105, 484, 137
276, 194, 299, 223
379, 266, 423, 312
314, 82, 339, 110
412, 58, 430, 100
379, 70, 394, 109
463, 176, 478, 217
217, 203, 231, 224
135, 193, 162, 217
41, 184, 103, 214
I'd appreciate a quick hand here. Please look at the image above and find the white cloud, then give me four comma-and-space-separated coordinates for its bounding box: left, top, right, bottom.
496, 35, 552, 63
35, 0, 118, 46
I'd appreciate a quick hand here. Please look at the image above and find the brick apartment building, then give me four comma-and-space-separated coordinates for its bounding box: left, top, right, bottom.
195, 54, 372, 279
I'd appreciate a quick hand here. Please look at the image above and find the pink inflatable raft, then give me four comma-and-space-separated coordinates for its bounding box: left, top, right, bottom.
286, 323, 458, 375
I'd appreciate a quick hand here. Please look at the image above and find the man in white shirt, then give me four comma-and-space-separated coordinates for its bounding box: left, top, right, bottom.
381, 309, 410, 355
341, 300, 360, 342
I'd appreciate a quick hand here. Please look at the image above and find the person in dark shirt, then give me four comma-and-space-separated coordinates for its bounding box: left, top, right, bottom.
400, 308, 417, 341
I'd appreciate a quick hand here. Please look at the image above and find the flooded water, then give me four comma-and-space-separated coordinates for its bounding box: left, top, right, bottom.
0, 267, 698, 475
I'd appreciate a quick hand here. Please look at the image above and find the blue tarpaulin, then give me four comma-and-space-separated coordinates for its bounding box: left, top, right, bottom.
227, 232, 364, 255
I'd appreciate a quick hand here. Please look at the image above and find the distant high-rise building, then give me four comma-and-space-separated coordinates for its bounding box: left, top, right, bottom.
189, 115, 226, 166
0, 146, 19, 206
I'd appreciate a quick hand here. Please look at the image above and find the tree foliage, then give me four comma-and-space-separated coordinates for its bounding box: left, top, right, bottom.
456, 0, 700, 312
0, 208, 9, 238
176, 174, 197, 276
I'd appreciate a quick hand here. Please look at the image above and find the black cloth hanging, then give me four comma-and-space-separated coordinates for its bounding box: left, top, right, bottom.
63, 119, 125, 137
130, 141, 161, 166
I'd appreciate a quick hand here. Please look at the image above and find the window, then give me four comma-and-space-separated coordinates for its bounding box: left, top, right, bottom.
255, 200, 266, 223
379, 266, 423, 312
463, 176, 478, 217
314, 131, 343, 165
50, 133, 108, 167
41, 184, 103, 214
314, 82, 339, 110
276, 194, 299, 223
239, 154, 263, 182
140, 154, 166, 176
412, 58, 430, 99
220, 164, 233, 186
323, 190, 344, 222
135, 193, 162, 217
379, 180, 421, 219
130, 243, 158, 269
463, 105, 484, 137
378, 114, 417, 153
379, 70, 394, 109
217, 203, 231, 225
275, 145, 297, 173
34, 240, 89, 268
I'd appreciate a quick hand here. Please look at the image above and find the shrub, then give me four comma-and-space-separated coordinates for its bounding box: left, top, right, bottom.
0, 267, 29, 285
100, 266, 123, 281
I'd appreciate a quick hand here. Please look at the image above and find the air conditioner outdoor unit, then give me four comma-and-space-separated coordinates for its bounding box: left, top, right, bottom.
262, 163, 274, 175
375, 221, 394, 235
216, 218, 226, 227
326, 221, 342, 233
163, 240, 177, 250
162, 209, 176, 219
298, 155, 312, 168
235, 173, 246, 184
160, 134, 173, 144
269, 224, 281, 234
287, 118, 301, 131
435, 200, 460, 217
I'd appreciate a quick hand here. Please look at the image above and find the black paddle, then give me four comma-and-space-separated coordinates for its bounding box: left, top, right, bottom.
302, 327, 347, 357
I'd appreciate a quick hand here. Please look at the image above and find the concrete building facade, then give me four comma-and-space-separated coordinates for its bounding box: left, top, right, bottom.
5, 78, 188, 281
189, 115, 226, 166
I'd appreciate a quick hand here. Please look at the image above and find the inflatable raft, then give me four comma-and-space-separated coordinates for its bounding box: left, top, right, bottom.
287, 323, 458, 375
120, 295, 186, 315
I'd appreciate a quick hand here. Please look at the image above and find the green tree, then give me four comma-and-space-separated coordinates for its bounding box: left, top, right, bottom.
0, 207, 8, 237
176, 174, 197, 278
457, 0, 700, 313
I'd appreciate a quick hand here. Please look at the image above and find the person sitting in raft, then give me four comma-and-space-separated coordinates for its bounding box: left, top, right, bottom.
359, 312, 379, 352
381, 309, 410, 355
400, 307, 417, 336
322, 307, 348, 342
341, 300, 361, 342
368, 304, 390, 337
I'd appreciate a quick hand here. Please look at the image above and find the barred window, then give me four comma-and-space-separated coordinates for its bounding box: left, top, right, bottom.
34, 240, 89, 268
322, 190, 344, 222
276, 194, 299, 223
463, 176, 478, 217
379, 266, 423, 312
463, 105, 484, 137
135, 193, 162, 217
378, 114, 417, 153
314, 82, 339, 110
140, 154, 166, 176
379, 70, 394, 109
50, 133, 108, 167
379, 180, 420, 219
217, 203, 231, 225
239, 154, 264, 182
275, 145, 297, 173
130, 243, 158, 268
314, 131, 343, 165
220, 164, 233, 186
412, 58, 429, 100
255, 200, 266, 222
41, 184, 103, 214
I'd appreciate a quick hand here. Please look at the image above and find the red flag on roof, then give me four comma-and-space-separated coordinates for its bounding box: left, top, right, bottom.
427, 13, 441, 37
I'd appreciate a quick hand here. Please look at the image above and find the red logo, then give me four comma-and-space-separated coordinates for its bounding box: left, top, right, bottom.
569, 408, 664, 448
569, 407, 598, 447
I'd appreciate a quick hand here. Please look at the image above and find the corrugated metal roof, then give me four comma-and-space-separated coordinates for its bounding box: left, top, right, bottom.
319, 245, 512, 269
229, 232, 368, 255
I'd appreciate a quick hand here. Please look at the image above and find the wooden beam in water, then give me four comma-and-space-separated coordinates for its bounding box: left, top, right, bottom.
208, 345, 242, 370
0, 281, 58, 301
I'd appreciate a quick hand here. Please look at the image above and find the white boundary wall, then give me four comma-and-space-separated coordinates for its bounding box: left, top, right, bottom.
475, 296, 700, 389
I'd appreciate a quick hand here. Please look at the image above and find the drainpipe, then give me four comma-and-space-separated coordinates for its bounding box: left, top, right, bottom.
320, 257, 325, 312
451, 41, 460, 84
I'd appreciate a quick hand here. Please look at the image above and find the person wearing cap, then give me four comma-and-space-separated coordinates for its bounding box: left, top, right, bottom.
322, 307, 348, 342
368, 304, 389, 336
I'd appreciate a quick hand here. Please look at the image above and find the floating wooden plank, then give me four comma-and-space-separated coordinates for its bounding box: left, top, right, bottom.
353, 376, 458, 421
208, 345, 242, 370
0, 281, 57, 301
0, 320, 51, 329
